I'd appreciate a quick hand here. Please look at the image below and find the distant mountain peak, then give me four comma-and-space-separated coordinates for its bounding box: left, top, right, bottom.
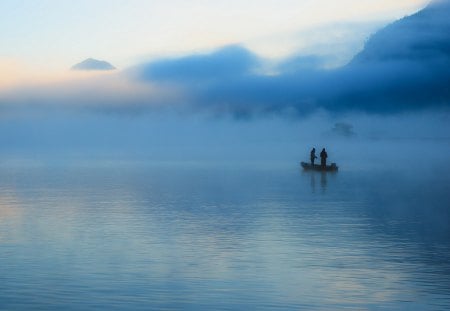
71, 58, 116, 71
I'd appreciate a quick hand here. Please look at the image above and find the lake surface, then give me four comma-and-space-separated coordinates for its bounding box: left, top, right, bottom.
1, 159, 450, 310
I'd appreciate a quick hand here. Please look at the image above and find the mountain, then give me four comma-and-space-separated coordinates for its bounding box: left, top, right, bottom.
351, 0, 450, 64
74, 1, 449, 116
71, 58, 116, 71
323, 0, 450, 113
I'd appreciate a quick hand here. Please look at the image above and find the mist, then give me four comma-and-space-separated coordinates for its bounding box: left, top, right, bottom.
0, 107, 448, 171
2, 2, 450, 310
0, 0, 449, 168
2, 2, 450, 119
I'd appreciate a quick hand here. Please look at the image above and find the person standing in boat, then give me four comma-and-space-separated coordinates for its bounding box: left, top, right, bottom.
320, 148, 328, 167
310, 148, 317, 166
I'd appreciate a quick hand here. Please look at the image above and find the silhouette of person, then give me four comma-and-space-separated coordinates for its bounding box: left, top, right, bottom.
310, 148, 317, 166
320, 148, 328, 167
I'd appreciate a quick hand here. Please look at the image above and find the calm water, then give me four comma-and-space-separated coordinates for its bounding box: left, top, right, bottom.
0, 161, 449, 310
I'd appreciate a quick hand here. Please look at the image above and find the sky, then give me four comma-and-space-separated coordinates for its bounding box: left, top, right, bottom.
1, 0, 428, 73
1, 0, 449, 162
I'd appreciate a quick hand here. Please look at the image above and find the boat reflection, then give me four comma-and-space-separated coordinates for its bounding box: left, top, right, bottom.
306, 171, 328, 193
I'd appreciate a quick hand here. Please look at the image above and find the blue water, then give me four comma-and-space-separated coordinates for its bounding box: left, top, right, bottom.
0, 161, 449, 310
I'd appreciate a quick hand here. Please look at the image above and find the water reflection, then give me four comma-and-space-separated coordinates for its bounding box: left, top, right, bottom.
309, 170, 316, 193
0, 164, 449, 310
320, 172, 327, 190
306, 170, 331, 193
0, 193, 23, 244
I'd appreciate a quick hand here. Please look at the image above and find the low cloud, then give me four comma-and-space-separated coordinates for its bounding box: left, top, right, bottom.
136, 45, 259, 83
127, 0, 450, 117
1, 1, 449, 119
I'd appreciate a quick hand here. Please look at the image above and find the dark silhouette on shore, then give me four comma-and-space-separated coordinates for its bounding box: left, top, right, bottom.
310, 148, 317, 165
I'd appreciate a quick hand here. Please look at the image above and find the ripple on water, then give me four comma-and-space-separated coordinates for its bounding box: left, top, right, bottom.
0, 165, 449, 310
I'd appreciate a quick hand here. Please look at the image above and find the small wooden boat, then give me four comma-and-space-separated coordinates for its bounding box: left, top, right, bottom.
301, 162, 338, 172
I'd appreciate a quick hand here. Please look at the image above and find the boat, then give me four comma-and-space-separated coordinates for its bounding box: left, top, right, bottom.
300, 162, 338, 172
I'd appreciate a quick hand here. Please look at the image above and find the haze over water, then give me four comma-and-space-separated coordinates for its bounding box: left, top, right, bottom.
1, 139, 449, 310
1, 0, 450, 309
